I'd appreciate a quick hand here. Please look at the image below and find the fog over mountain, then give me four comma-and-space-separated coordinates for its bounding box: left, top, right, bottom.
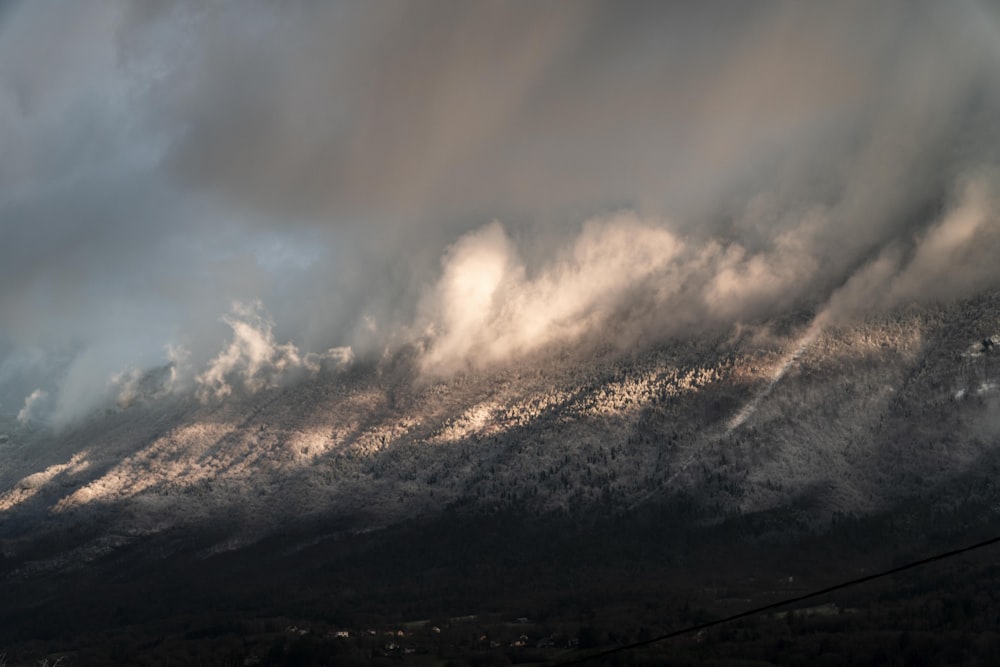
7, 3, 1000, 663
2, 0, 1000, 427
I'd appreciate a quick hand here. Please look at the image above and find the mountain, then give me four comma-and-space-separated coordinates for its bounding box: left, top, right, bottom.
2, 292, 1000, 664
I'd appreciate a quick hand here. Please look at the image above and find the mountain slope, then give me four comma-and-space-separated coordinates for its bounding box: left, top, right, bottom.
2, 292, 999, 571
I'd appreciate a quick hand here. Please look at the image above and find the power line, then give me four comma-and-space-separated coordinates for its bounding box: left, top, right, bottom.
555, 533, 1000, 665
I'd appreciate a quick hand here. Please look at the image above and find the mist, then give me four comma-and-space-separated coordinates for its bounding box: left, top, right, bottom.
2, 0, 1000, 426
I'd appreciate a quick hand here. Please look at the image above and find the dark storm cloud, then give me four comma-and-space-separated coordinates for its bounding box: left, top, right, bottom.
2, 0, 1000, 422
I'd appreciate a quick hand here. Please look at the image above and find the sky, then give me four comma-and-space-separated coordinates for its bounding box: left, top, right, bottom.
2, 0, 1000, 426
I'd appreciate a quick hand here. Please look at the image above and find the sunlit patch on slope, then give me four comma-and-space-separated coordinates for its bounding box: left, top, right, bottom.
427, 360, 729, 449
51, 422, 240, 513
575, 364, 728, 419
0, 451, 90, 512
431, 402, 501, 444
727, 317, 826, 433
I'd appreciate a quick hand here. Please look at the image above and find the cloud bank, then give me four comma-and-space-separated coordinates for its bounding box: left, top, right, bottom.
417, 168, 1000, 375
2, 0, 1000, 424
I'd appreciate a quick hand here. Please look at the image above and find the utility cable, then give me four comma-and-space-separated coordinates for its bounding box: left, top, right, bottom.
555, 533, 1000, 665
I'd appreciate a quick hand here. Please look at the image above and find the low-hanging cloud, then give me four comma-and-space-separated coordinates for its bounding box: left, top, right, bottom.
416, 216, 685, 375
2, 0, 1000, 424
16, 388, 50, 425
415, 211, 819, 375
822, 169, 1000, 323
415, 172, 1000, 375
195, 301, 353, 402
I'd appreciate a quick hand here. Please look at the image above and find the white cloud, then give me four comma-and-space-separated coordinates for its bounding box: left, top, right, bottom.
196, 301, 352, 401
17, 388, 50, 424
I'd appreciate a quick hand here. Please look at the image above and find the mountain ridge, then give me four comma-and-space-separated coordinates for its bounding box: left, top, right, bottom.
2, 291, 999, 577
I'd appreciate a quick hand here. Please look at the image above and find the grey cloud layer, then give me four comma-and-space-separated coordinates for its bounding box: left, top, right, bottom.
2, 0, 1000, 423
